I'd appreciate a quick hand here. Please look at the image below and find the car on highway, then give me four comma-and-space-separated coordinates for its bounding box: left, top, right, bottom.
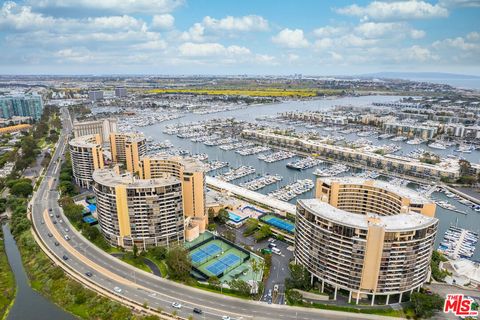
62, 255, 68, 260
54, 241, 59, 246
49, 208, 52, 212
171, 302, 182, 309
221, 316, 231, 320
65, 228, 69, 232
113, 287, 122, 293
49, 213, 53, 217
59, 219, 63, 223
40, 220, 45, 224
64, 235, 70, 241
47, 233, 53, 237
85, 272, 93, 277
193, 307, 202, 314
53, 220, 57, 224
55, 213, 60, 218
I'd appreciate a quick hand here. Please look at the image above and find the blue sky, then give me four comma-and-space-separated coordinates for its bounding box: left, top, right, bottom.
0, 0, 479, 75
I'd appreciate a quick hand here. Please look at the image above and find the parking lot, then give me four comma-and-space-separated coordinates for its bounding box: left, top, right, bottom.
217, 224, 294, 304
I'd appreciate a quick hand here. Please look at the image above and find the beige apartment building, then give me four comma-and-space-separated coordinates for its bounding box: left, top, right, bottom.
139, 154, 207, 241
109, 132, 147, 173
68, 134, 104, 188
92, 167, 184, 249
73, 118, 117, 144
295, 177, 438, 305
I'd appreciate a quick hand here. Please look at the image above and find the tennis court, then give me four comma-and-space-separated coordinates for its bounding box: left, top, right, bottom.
190, 243, 222, 264
205, 253, 241, 276
262, 215, 295, 233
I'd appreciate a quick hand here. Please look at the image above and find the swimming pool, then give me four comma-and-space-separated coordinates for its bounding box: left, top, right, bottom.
228, 211, 246, 223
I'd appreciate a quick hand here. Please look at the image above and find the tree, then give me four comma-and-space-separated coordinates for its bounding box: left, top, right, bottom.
165, 246, 192, 281
286, 289, 303, 305
10, 181, 33, 197
285, 263, 311, 291
216, 208, 229, 224
253, 224, 272, 241
149, 246, 167, 260
223, 229, 236, 242
133, 244, 139, 258
411, 292, 444, 319
229, 279, 251, 296
207, 276, 221, 290
431, 251, 449, 281
243, 218, 259, 236
208, 207, 215, 221
58, 181, 75, 196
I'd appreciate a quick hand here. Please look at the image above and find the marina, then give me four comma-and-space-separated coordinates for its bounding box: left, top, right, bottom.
313, 164, 349, 177
258, 151, 296, 163
132, 95, 480, 260
216, 165, 256, 182
267, 179, 315, 202
438, 226, 479, 260
239, 174, 283, 191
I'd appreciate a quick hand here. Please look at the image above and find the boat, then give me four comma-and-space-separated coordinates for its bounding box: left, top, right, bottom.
428, 142, 447, 150
286, 157, 323, 170
455, 145, 476, 153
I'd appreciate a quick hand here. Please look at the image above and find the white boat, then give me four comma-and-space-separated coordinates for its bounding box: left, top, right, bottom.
428, 142, 447, 150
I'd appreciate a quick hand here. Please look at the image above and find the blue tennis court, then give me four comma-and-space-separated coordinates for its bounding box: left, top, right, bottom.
205, 253, 241, 276
263, 215, 295, 233
190, 243, 222, 264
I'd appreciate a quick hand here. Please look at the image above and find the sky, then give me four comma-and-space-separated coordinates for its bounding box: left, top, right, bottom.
0, 0, 479, 76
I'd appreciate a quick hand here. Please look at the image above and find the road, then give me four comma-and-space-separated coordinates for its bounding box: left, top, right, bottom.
29, 108, 400, 320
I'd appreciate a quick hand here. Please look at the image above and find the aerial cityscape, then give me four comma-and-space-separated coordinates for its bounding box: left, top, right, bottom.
0, 1, 479, 320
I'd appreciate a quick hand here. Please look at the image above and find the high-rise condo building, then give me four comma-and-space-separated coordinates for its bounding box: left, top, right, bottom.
0, 95, 44, 121
295, 177, 437, 305
138, 154, 207, 240
69, 134, 104, 188
73, 118, 117, 144
92, 167, 184, 249
109, 132, 147, 173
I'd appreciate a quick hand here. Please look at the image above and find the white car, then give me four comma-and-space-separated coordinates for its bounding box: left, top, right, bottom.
113, 286, 122, 293
221, 316, 231, 320
171, 302, 182, 309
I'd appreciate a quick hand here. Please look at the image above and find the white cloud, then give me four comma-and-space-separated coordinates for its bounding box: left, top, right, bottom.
287, 53, 299, 62
410, 29, 426, 39
313, 26, 346, 37
439, 0, 480, 7
466, 32, 480, 41
202, 15, 269, 32
272, 28, 309, 48
402, 45, 437, 62
340, 34, 377, 47
0, 1, 55, 31
178, 42, 250, 57
354, 22, 426, 39
29, 0, 183, 14
180, 23, 205, 42
336, 1, 449, 21
314, 38, 334, 50
433, 36, 480, 51
132, 39, 167, 50
255, 54, 277, 65
152, 14, 174, 29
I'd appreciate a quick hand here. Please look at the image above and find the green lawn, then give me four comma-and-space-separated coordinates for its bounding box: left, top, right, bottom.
0, 240, 16, 320
120, 254, 152, 273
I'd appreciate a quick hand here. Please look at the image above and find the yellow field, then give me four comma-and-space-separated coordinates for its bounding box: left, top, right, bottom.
146, 88, 319, 97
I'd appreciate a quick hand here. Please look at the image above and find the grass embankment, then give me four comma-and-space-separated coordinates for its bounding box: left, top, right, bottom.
15, 230, 159, 320
147, 88, 320, 97
0, 239, 15, 320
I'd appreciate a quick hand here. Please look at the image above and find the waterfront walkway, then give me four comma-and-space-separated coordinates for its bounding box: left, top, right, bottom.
206, 176, 296, 215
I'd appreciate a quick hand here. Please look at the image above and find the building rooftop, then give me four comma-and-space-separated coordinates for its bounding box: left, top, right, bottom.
299, 199, 437, 231
319, 176, 431, 204
69, 134, 101, 148
143, 153, 206, 172
93, 168, 180, 188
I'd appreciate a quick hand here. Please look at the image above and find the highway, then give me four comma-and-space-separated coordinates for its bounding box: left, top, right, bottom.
29, 108, 399, 320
